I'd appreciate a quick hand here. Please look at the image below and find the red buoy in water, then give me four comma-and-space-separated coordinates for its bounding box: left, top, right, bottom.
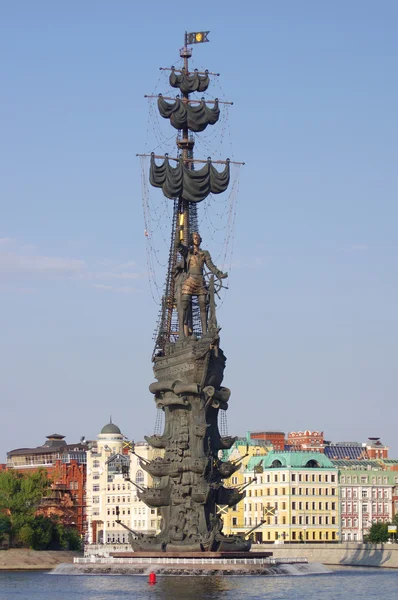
148, 571, 156, 584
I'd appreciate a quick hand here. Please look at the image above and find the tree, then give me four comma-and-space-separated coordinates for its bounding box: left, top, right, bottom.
0, 470, 51, 547
0, 515, 11, 546
364, 522, 389, 544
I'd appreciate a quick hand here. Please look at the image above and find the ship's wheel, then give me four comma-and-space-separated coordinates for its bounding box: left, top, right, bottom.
204, 269, 228, 298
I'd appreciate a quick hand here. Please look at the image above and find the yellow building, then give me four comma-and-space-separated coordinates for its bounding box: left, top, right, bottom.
220, 435, 271, 536
235, 451, 340, 543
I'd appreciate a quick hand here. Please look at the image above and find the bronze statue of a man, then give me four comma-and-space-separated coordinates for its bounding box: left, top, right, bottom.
176, 232, 227, 337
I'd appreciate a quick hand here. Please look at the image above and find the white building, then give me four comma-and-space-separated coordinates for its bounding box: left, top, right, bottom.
86, 420, 160, 544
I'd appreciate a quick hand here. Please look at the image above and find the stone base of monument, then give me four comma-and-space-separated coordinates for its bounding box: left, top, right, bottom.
110, 551, 273, 559
66, 551, 329, 576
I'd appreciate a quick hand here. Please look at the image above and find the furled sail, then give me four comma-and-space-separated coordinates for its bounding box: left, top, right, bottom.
149, 154, 230, 203
169, 68, 210, 94
158, 96, 219, 132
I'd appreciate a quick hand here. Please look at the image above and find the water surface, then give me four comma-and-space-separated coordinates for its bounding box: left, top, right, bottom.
0, 569, 397, 600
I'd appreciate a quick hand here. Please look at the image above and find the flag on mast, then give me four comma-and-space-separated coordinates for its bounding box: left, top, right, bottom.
185, 31, 210, 45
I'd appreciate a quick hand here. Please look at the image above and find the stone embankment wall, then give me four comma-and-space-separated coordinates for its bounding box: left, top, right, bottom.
253, 543, 398, 568
0, 549, 81, 570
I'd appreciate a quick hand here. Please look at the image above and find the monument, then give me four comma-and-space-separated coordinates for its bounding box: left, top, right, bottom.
129, 32, 251, 553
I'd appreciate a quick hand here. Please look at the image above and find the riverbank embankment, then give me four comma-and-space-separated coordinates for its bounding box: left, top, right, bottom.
0, 549, 81, 570
253, 543, 398, 568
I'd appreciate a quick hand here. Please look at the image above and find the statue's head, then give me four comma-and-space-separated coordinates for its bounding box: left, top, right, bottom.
191, 232, 202, 246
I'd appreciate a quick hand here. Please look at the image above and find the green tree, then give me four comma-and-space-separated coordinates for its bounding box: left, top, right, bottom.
18, 516, 54, 550
0, 515, 12, 545
53, 521, 82, 551
365, 522, 389, 543
0, 470, 51, 547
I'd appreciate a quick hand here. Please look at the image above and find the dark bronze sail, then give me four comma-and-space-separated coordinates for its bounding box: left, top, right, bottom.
149, 154, 230, 203
169, 67, 210, 94
157, 96, 220, 132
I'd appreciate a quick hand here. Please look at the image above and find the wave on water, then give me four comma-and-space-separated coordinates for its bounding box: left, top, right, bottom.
50, 561, 332, 577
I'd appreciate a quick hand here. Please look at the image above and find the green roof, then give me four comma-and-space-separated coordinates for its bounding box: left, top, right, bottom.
245, 451, 335, 472
101, 421, 121, 435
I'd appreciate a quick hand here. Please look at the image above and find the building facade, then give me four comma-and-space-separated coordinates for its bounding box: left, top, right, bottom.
334, 460, 396, 541
7, 433, 87, 535
241, 451, 339, 543
250, 431, 285, 451
287, 431, 324, 452
221, 435, 271, 536
85, 421, 160, 544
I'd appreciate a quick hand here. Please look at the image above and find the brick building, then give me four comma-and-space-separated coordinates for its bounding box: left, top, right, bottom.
7, 434, 87, 535
287, 431, 324, 452
250, 431, 285, 451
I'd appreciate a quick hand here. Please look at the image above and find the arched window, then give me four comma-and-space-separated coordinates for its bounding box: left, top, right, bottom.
271, 460, 282, 468
305, 459, 320, 468
136, 470, 144, 485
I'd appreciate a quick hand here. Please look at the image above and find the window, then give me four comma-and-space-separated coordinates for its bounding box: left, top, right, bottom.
93, 484, 100, 492
291, 474, 296, 482
93, 472, 100, 480
92, 496, 100, 504
93, 460, 100, 468
232, 518, 237, 526
292, 502, 296, 510
136, 470, 145, 486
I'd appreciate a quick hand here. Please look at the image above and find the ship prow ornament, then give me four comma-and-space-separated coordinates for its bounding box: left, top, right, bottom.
134, 32, 249, 553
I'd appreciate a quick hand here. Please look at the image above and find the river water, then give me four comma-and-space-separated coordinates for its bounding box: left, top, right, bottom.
0, 569, 397, 600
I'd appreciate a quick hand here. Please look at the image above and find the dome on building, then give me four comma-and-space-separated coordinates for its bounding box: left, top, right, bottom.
100, 419, 121, 435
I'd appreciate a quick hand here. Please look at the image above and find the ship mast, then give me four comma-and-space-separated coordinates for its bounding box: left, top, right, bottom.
155, 34, 197, 353
149, 31, 236, 355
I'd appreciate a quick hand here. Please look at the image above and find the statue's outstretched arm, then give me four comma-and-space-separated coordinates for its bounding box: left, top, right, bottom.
176, 241, 189, 258
204, 251, 228, 279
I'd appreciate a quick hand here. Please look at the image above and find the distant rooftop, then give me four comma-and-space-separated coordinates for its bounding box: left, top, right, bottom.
331, 460, 382, 470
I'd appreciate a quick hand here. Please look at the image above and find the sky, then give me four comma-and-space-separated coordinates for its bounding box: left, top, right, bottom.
1, 1, 397, 461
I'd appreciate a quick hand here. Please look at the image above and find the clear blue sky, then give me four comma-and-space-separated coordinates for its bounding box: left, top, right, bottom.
1, 1, 397, 460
